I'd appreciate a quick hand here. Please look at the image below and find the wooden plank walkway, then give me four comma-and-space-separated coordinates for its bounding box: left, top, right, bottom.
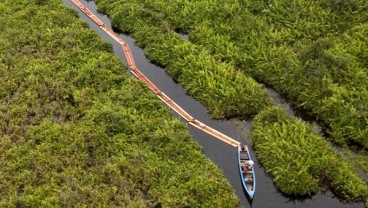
70, 0, 241, 147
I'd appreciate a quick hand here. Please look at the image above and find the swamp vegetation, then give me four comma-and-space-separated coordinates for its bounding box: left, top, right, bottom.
94, 0, 368, 203
0, 0, 239, 207
252, 107, 368, 200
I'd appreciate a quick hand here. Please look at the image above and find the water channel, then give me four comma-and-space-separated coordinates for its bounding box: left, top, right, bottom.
62, 1, 364, 207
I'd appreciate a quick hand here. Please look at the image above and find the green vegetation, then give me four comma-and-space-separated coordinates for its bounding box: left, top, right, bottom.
119, 0, 368, 148
94, 0, 368, 203
252, 107, 368, 200
0, 0, 239, 207
96, 0, 272, 119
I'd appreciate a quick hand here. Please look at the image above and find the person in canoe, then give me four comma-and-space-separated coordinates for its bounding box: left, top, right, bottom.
245, 160, 254, 169
241, 160, 254, 173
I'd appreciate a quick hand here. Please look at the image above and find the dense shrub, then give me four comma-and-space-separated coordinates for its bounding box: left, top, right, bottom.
111, 0, 368, 148
0, 0, 239, 207
252, 107, 368, 200
96, 0, 272, 119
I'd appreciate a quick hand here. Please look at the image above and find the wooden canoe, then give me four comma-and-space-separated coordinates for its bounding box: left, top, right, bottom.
238, 145, 256, 199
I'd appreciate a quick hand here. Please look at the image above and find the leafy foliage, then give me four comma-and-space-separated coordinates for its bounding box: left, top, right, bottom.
0, 0, 239, 207
96, 0, 272, 119
252, 107, 368, 200
111, 0, 368, 148
94, 0, 368, 202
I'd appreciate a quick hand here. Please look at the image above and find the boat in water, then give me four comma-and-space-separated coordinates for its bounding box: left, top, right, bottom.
238, 145, 256, 200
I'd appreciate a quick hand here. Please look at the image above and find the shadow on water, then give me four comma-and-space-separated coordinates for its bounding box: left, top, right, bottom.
62, 1, 365, 207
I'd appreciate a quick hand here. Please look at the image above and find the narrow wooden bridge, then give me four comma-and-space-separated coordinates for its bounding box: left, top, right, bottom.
70, 0, 241, 147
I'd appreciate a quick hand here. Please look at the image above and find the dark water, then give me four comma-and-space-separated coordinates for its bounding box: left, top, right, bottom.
266, 88, 325, 136
62, 1, 364, 207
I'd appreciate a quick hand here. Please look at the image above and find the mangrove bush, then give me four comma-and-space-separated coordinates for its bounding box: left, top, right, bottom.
117, 0, 368, 148
252, 107, 368, 201
95, 0, 272, 119
0, 0, 239, 207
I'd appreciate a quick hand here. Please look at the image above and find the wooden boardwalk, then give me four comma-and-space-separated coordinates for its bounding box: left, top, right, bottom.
70, 0, 241, 147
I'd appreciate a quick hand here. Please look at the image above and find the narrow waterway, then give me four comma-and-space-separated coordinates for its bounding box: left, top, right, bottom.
62, 1, 364, 207
266, 88, 325, 136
